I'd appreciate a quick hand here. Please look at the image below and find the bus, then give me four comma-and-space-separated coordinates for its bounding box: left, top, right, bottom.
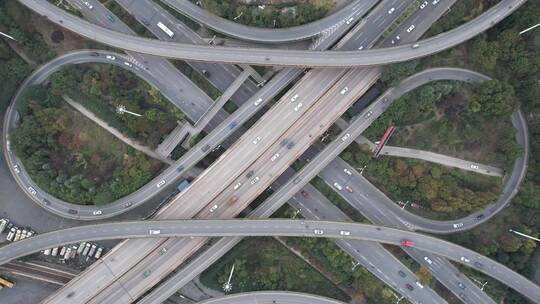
157, 22, 175, 38
373, 125, 395, 158
0, 277, 15, 288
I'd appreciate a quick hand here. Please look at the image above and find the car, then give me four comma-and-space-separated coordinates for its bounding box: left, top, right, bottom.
365, 111, 373, 118
301, 190, 309, 198
388, 7, 395, 14
106, 55, 116, 60
88, 245, 97, 257
343, 168, 352, 175
201, 144, 210, 152
460, 256, 470, 263
339, 230, 350, 236
470, 164, 479, 169
201, 69, 210, 77
92, 210, 102, 216
280, 139, 289, 147
228, 121, 238, 129
475, 214, 485, 220
412, 43, 420, 49
149, 229, 161, 235
246, 170, 254, 178
83, 1, 93, 10
28, 187, 37, 196
43, 248, 51, 255
13, 164, 20, 174
314, 229, 324, 235
14, 229, 22, 242
345, 185, 353, 193
405, 283, 414, 291
286, 142, 295, 149
453, 222, 464, 229
233, 182, 242, 190
341, 133, 351, 141
340, 87, 349, 95
457, 282, 466, 290
290, 94, 299, 102
156, 180, 166, 188
293, 103, 303, 112
357, 46, 364, 50
228, 196, 238, 204
400, 239, 415, 247
94, 247, 104, 259
474, 261, 484, 268
407, 24, 415, 33
0, 219, 8, 233
26, 230, 35, 238
141, 17, 150, 26
209, 204, 219, 213
346, 17, 354, 24
89, 52, 99, 57
416, 281, 424, 288
398, 270, 406, 278
253, 98, 263, 106
432, 0, 440, 4
107, 15, 115, 23
77, 242, 87, 254
68, 209, 78, 215
333, 182, 342, 191
123, 62, 133, 67
420, 1, 428, 9
252, 136, 262, 145
250, 176, 260, 185
6, 228, 16, 242
424, 256, 433, 265
20, 229, 28, 240
271, 153, 280, 162
124, 202, 133, 208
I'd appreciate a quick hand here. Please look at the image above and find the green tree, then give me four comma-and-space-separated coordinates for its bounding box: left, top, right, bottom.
471, 80, 516, 117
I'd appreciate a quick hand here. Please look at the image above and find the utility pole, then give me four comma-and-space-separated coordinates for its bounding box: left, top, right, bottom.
116, 105, 142, 117
233, 12, 243, 21
519, 22, 540, 35
222, 264, 235, 292
509, 229, 540, 242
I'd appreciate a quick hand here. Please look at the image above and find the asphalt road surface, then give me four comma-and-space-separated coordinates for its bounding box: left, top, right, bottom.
198, 292, 346, 304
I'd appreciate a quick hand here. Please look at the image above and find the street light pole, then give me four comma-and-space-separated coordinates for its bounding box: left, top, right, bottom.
519, 22, 540, 35
222, 264, 235, 292
292, 209, 301, 219
509, 229, 540, 242
351, 261, 360, 271
0, 31, 16, 41
116, 105, 142, 117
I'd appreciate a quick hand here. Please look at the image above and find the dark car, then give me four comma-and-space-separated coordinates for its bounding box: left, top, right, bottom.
474, 261, 484, 268
201, 144, 210, 152
405, 283, 414, 291
42, 198, 51, 205
246, 170, 254, 178
398, 270, 406, 278
141, 17, 150, 26
280, 139, 289, 147
90, 52, 99, 57
475, 214, 485, 220
107, 15, 115, 22
287, 141, 295, 149
228, 121, 238, 129
201, 69, 210, 77
68, 209, 78, 215
176, 165, 185, 172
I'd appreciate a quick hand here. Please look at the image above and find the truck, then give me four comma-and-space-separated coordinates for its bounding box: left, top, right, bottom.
0, 277, 15, 288
157, 21, 175, 38
177, 180, 189, 192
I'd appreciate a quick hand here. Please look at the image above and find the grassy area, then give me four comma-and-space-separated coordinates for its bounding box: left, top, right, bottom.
11, 87, 164, 205
104, 1, 156, 38
47, 64, 185, 149
200, 237, 350, 302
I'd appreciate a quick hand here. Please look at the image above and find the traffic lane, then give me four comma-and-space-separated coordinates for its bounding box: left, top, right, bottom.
199, 291, 346, 304
17, 0, 526, 66
1, 220, 539, 303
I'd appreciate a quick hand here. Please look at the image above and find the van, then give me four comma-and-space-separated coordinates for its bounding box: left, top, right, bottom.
149, 229, 161, 235
333, 182, 342, 191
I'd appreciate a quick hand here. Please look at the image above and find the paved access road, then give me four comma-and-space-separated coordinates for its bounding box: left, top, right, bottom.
1, 219, 538, 303
17, 0, 526, 66
158, 0, 370, 43
198, 291, 346, 304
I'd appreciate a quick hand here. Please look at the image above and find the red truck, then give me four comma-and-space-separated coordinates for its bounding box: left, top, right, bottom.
400, 239, 415, 247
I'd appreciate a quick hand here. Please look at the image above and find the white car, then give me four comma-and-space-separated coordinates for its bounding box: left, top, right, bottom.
341, 133, 351, 141
106, 55, 116, 60
123, 62, 133, 67
92, 210, 102, 215
365, 111, 373, 117
333, 182, 343, 191
250, 176, 260, 185
460, 256, 470, 263
343, 168, 352, 176
83, 1, 93, 10
412, 43, 420, 49
233, 182, 242, 190
314, 229, 324, 235
156, 180, 166, 188
432, 0, 440, 5
294, 103, 303, 112
13, 164, 20, 174
252, 136, 262, 145
209, 204, 219, 213
340, 87, 349, 95
149, 229, 161, 235
346, 17, 354, 24
388, 7, 395, 14
420, 1, 428, 9
340, 230, 350, 236
270, 153, 280, 162
424, 256, 433, 265
290, 93, 299, 102
470, 164, 479, 169
453, 222, 464, 228
415, 281, 424, 288
407, 24, 415, 33
357, 46, 364, 50
253, 98, 263, 106
28, 186, 37, 196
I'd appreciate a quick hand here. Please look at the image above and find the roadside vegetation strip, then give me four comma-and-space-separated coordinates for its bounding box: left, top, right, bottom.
382, 0, 423, 39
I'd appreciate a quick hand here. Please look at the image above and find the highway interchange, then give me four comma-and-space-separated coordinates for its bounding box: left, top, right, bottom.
1, 0, 537, 303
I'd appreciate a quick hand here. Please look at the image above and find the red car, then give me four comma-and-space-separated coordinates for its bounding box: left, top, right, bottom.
301, 190, 309, 198
228, 196, 238, 204
400, 239, 415, 247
